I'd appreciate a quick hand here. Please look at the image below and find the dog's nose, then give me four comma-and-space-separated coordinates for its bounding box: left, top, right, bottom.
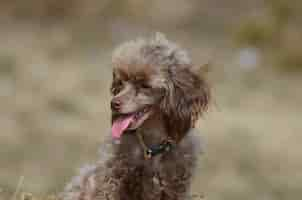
111, 99, 121, 111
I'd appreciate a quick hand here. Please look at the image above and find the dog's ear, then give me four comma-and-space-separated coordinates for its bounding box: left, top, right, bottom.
160, 65, 210, 142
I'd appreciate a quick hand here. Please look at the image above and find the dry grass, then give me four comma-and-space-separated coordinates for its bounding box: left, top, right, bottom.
0, 24, 302, 200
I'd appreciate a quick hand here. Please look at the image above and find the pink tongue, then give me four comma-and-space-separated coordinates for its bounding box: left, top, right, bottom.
111, 115, 134, 139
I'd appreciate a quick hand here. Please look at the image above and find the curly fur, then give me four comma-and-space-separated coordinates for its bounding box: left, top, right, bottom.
61, 33, 210, 200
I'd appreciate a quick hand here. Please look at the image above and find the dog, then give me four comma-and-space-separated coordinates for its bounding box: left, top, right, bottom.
61, 33, 210, 200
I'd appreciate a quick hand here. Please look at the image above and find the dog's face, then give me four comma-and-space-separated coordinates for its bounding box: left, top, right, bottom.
110, 65, 165, 139
110, 34, 210, 141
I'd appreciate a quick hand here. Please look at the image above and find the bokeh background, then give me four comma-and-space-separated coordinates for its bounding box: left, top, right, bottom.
0, 0, 301, 199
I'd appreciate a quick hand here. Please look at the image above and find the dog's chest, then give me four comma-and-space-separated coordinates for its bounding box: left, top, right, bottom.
117, 151, 194, 200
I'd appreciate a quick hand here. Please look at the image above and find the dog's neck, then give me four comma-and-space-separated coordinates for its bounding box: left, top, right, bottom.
137, 114, 168, 145
117, 114, 171, 158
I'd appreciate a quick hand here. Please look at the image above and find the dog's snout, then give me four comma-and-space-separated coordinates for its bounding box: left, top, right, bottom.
111, 98, 122, 111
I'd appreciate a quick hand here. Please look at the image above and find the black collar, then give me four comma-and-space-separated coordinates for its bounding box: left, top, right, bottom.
135, 131, 174, 160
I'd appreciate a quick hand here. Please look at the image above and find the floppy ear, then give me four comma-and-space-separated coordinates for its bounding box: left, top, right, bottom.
160, 64, 210, 142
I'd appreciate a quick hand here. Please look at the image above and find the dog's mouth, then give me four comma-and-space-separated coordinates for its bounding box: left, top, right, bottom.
111, 107, 152, 139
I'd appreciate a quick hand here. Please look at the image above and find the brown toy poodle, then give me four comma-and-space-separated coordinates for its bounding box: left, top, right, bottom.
61, 33, 210, 200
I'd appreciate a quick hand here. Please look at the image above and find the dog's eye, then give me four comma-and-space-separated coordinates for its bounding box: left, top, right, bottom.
117, 80, 123, 87
111, 80, 123, 95
141, 83, 151, 89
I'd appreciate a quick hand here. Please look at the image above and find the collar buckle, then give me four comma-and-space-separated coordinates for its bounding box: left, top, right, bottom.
136, 132, 174, 160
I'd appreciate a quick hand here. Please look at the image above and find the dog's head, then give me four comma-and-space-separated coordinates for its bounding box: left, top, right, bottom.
110, 33, 210, 141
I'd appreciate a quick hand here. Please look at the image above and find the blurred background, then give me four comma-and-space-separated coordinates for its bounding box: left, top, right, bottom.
0, 0, 301, 199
